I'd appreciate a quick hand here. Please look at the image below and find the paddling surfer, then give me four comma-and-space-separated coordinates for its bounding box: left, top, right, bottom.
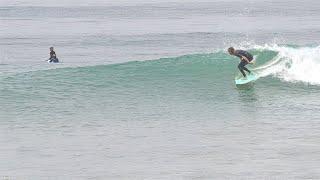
48, 47, 59, 63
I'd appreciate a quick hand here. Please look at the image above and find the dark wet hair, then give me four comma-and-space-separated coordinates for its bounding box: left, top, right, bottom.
228, 47, 235, 54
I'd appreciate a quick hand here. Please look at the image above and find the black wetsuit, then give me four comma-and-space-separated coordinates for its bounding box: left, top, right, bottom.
234, 50, 253, 77
49, 50, 59, 63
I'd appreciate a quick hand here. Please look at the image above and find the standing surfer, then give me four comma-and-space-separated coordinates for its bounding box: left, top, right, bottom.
228, 47, 253, 78
48, 47, 59, 63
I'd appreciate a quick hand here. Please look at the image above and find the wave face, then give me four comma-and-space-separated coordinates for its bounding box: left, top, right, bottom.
2, 44, 320, 121
3, 44, 320, 103
3, 44, 320, 85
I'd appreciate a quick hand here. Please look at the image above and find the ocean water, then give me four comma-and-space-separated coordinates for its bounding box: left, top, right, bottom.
2, 0, 320, 179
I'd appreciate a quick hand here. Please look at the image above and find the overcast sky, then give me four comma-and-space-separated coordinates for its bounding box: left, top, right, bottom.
1, 0, 252, 6
1, 0, 207, 6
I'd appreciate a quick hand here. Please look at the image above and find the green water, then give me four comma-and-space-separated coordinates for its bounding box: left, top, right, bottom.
2, 45, 320, 179
2, 48, 319, 123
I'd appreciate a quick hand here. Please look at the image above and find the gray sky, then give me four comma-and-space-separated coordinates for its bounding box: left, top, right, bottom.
1, 0, 244, 6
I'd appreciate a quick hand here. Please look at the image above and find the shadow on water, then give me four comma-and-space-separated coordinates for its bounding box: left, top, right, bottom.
236, 82, 254, 90
235, 83, 260, 119
236, 82, 259, 103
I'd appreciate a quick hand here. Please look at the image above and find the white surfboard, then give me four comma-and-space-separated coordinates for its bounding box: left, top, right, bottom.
235, 72, 259, 85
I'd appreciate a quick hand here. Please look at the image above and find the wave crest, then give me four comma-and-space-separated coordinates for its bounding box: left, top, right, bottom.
253, 44, 320, 85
